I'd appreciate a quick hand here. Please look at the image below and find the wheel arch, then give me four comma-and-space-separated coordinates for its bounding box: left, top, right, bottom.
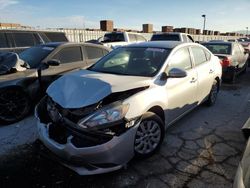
147, 106, 165, 123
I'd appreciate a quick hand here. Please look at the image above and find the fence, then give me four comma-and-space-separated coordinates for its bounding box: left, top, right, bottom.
49, 28, 239, 42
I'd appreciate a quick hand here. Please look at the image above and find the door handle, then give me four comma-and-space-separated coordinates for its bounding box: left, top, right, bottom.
209, 69, 214, 74
190, 77, 197, 83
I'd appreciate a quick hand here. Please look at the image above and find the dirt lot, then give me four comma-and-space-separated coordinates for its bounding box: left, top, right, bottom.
1, 70, 250, 188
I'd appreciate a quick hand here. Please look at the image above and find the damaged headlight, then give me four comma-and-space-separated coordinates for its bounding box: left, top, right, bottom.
78, 103, 129, 129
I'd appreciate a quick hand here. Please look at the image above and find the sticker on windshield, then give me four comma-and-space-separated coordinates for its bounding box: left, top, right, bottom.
42, 47, 54, 51
146, 48, 165, 53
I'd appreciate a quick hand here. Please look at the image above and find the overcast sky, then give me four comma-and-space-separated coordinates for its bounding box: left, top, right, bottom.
0, 0, 249, 32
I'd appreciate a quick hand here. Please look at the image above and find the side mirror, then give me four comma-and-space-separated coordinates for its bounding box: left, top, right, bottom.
168, 68, 187, 78
159, 72, 168, 81
47, 59, 60, 66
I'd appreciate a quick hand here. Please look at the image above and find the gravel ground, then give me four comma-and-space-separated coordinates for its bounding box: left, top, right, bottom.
1, 69, 250, 188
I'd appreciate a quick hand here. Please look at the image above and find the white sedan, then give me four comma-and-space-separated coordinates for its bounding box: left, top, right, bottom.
36, 41, 222, 175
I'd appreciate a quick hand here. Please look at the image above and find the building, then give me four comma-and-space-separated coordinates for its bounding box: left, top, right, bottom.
0, 22, 32, 29
143, 24, 153, 33
100, 20, 113, 32
162, 26, 173, 32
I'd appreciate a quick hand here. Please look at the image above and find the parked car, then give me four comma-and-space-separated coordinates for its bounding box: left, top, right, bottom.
150, 32, 194, 43
100, 32, 147, 49
201, 42, 249, 82
0, 29, 68, 54
36, 41, 222, 175
0, 42, 111, 124
238, 39, 250, 61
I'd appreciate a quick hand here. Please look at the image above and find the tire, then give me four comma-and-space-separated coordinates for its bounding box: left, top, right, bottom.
0, 88, 31, 125
134, 112, 165, 158
206, 80, 219, 106
229, 69, 236, 83
242, 63, 247, 74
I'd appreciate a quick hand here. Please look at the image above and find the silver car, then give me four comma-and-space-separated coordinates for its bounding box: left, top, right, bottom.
36, 41, 222, 175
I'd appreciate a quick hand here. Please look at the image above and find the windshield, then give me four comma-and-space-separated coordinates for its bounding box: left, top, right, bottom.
202, 43, 231, 55
151, 34, 180, 41
19, 46, 55, 68
89, 47, 170, 77
102, 33, 125, 43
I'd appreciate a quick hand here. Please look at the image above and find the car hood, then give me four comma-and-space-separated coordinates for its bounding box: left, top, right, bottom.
47, 69, 152, 108
0, 52, 27, 75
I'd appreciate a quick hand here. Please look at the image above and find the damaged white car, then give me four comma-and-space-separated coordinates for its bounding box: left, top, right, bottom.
35, 41, 222, 175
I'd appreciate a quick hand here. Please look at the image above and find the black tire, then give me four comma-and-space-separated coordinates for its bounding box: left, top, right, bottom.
242, 63, 247, 74
134, 112, 165, 158
0, 88, 31, 125
206, 80, 219, 106
229, 70, 236, 83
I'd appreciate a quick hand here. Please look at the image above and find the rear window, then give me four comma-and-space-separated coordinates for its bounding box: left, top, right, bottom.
136, 35, 147, 42
85, 46, 104, 59
151, 34, 180, 41
0, 33, 8, 48
44, 32, 68, 42
202, 43, 231, 55
128, 34, 137, 42
12, 32, 36, 47
102, 33, 125, 43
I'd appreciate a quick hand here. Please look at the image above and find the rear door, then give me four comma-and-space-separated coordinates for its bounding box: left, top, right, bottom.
83, 45, 108, 66
11, 31, 37, 53
190, 46, 214, 103
237, 43, 248, 68
165, 47, 198, 124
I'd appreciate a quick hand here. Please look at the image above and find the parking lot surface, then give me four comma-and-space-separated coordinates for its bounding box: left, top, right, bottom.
1, 70, 250, 188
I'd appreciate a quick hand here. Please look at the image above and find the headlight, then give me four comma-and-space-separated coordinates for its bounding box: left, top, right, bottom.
78, 103, 129, 129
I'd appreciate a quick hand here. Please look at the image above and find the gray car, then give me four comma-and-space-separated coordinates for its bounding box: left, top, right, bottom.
36, 41, 222, 175
0, 42, 111, 124
202, 42, 249, 82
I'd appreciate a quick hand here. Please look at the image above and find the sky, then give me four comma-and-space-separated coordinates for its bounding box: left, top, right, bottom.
0, 0, 249, 32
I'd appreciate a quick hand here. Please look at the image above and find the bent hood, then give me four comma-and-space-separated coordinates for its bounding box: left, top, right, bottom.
0, 52, 26, 75
47, 69, 152, 108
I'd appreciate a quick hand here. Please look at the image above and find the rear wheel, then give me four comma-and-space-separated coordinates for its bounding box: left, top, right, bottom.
0, 88, 31, 125
134, 112, 165, 158
206, 80, 219, 106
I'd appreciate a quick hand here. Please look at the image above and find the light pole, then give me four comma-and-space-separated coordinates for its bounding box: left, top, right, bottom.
246, 27, 249, 37
202, 14, 206, 35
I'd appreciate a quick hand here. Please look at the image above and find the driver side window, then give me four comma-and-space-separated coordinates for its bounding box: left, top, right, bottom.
167, 47, 192, 72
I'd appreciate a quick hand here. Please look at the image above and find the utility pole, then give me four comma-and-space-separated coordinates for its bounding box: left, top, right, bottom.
202, 14, 206, 34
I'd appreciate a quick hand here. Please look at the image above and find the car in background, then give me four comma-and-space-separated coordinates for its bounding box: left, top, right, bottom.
150, 32, 194, 43
0, 42, 111, 124
202, 42, 249, 82
238, 38, 250, 61
0, 29, 69, 54
36, 41, 222, 175
99, 32, 147, 49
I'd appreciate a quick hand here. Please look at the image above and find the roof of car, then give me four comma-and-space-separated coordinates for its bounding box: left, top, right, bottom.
41, 42, 66, 47
40, 42, 111, 51
125, 41, 185, 49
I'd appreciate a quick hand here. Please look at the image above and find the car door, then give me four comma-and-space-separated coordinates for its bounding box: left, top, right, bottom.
190, 46, 214, 103
50, 45, 86, 72
165, 47, 198, 125
83, 45, 108, 67
237, 44, 248, 68
40, 46, 86, 89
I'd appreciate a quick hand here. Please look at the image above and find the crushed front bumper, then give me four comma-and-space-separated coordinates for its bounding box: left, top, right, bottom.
35, 99, 140, 175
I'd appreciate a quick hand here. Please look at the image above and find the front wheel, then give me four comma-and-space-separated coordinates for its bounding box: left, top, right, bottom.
134, 112, 165, 158
206, 80, 219, 106
0, 88, 31, 125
